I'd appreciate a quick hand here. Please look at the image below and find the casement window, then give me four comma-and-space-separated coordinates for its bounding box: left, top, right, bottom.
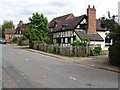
63, 38, 65, 44
56, 38, 61, 44
80, 24, 87, 29
105, 37, 111, 46
73, 36, 76, 41
105, 37, 111, 43
68, 37, 71, 43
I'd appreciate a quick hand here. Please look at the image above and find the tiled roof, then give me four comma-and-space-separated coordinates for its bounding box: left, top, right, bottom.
5, 29, 16, 34
75, 31, 88, 39
49, 13, 74, 28
96, 20, 107, 31
15, 23, 30, 34
75, 31, 104, 41
87, 32, 104, 41
52, 15, 86, 33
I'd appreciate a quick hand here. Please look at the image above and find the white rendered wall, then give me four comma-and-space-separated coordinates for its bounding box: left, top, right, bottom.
97, 31, 109, 50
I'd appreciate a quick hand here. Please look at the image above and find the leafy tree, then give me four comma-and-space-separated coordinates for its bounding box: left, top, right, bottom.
23, 12, 49, 48
2, 20, 15, 29
100, 13, 119, 43
101, 12, 120, 66
1, 20, 15, 38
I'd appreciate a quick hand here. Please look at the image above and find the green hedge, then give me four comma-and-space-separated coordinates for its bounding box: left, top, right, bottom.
109, 41, 120, 67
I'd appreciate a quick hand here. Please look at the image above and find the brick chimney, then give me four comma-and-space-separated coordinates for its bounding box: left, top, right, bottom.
18, 20, 23, 26
87, 5, 96, 33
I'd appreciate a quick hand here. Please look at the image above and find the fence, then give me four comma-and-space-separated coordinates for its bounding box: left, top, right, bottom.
32, 43, 92, 57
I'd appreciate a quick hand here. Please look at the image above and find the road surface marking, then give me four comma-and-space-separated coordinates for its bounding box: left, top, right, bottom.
25, 59, 29, 61
21, 74, 24, 76
69, 77, 76, 81
46, 67, 50, 70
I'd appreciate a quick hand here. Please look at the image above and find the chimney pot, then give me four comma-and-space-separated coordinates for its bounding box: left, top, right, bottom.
88, 5, 90, 8
87, 5, 96, 33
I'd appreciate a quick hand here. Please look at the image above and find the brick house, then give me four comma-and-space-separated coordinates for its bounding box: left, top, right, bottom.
4, 29, 15, 43
4, 21, 29, 43
49, 5, 111, 50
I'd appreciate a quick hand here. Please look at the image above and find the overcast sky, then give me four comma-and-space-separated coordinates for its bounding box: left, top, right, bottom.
0, 0, 119, 26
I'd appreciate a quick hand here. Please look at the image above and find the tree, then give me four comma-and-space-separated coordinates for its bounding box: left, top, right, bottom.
23, 12, 49, 48
1, 20, 15, 38
101, 12, 120, 66
101, 15, 119, 43
2, 20, 15, 29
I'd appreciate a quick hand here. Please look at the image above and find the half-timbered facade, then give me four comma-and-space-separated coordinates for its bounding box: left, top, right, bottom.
49, 5, 110, 50
52, 15, 88, 46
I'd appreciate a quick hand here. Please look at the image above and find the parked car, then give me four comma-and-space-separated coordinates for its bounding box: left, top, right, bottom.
0, 38, 6, 44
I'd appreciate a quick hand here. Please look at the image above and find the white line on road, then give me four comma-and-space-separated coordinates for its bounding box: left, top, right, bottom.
69, 77, 76, 81
25, 59, 29, 61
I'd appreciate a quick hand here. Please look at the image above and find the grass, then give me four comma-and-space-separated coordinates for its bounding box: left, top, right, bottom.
100, 51, 108, 55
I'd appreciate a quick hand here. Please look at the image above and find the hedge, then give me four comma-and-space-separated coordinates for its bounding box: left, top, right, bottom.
109, 41, 120, 67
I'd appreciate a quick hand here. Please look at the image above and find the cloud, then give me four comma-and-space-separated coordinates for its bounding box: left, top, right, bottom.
0, 0, 119, 26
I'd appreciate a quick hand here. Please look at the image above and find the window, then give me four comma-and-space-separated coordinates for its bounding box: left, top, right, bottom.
80, 24, 87, 29
73, 36, 76, 41
105, 37, 111, 46
68, 37, 71, 43
56, 38, 61, 44
105, 37, 111, 43
63, 38, 65, 44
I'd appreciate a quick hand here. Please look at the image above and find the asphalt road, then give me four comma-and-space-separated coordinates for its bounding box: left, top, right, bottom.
2, 44, 118, 88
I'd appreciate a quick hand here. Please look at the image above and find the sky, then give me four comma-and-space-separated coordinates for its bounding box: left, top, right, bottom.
0, 0, 119, 26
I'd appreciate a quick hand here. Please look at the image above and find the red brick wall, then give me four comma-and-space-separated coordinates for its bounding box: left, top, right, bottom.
87, 5, 96, 33
5, 34, 11, 43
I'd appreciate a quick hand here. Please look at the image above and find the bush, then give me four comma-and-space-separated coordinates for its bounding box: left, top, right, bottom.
47, 50, 55, 54
100, 51, 108, 55
11, 36, 17, 43
90, 46, 102, 56
109, 41, 120, 67
18, 36, 28, 46
71, 37, 90, 46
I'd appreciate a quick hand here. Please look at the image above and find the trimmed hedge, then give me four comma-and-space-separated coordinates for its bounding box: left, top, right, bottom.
109, 41, 120, 67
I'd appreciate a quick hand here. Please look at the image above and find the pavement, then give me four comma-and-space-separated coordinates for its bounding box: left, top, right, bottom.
27, 48, 119, 73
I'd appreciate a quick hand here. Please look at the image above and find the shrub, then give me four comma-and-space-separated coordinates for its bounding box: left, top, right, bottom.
71, 37, 90, 46
90, 46, 102, 56
71, 40, 81, 46
18, 36, 28, 46
11, 36, 17, 43
100, 51, 108, 55
47, 50, 55, 54
109, 41, 120, 67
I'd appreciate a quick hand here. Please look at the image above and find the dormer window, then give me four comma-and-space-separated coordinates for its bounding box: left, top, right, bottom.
62, 24, 68, 30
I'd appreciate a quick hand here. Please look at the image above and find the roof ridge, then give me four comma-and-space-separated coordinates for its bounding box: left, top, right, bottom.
54, 13, 73, 19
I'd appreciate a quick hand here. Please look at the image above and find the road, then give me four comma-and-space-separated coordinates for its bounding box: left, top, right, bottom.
2, 44, 118, 88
